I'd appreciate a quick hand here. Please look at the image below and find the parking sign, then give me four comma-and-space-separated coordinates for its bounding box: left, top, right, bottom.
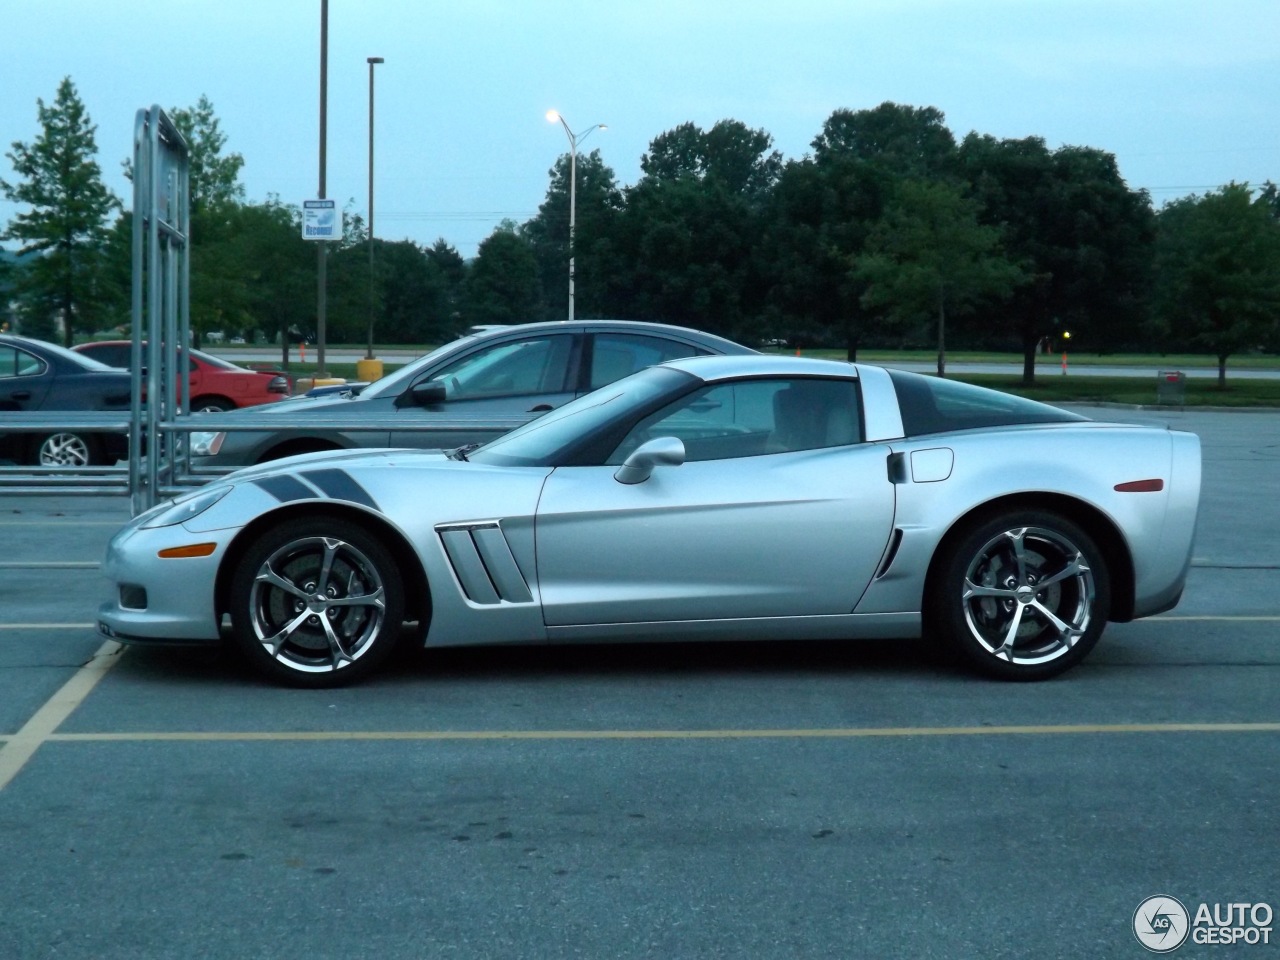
302, 199, 338, 240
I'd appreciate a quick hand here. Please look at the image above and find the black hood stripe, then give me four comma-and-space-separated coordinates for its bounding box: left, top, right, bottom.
253, 474, 316, 503
301, 469, 379, 510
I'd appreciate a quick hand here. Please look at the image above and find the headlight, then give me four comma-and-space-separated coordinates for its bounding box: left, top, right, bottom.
189, 431, 226, 457
141, 486, 232, 528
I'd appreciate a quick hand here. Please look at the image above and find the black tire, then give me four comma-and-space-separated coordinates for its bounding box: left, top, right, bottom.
927, 510, 1110, 681
30, 431, 103, 467
228, 515, 405, 687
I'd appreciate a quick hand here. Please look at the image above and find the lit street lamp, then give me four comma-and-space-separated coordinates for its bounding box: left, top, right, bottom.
545, 110, 606, 321
365, 56, 384, 361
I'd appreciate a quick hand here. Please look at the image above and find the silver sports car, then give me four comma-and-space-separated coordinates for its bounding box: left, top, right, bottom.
98, 355, 1201, 687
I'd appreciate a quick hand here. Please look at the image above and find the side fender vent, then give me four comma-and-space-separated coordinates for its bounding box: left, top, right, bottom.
436, 520, 534, 605
875, 528, 904, 580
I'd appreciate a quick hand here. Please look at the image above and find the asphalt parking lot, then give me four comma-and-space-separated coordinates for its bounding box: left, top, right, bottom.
1, 406, 1277, 959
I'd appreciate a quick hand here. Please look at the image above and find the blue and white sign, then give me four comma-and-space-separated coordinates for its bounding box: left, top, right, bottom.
302, 199, 338, 240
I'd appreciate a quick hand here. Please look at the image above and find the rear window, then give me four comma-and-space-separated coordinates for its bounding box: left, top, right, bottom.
887, 369, 1085, 437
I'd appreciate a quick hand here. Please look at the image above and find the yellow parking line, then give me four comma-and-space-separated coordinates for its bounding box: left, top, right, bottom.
0, 641, 124, 791
0, 562, 99, 569
26, 721, 1280, 743
0, 520, 122, 527
1152, 615, 1280, 621
0, 624, 96, 630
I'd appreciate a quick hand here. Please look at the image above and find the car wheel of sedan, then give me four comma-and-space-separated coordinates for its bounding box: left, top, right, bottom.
929, 510, 1110, 681
229, 516, 405, 687
191, 396, 233, 413
33, 431, 101, 467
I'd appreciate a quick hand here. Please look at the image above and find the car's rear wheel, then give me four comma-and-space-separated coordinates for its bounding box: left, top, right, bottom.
928, 510, 1110, 681
228, 516, 405, 687
31, 431, 102, 467
191, 396, 233, 413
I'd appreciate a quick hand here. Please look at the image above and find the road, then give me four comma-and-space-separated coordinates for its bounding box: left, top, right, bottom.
214, 345, 1280, 379
0, 405, 1277, 959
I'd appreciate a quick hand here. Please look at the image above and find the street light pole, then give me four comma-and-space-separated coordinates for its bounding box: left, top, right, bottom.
366, 56, 384, 361
545, 111, 606, 322
315, 0, 329, 377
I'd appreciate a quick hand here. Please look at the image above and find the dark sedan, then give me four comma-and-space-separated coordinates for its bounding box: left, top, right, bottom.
0, 333, 134, 466
190, 320, 755, 467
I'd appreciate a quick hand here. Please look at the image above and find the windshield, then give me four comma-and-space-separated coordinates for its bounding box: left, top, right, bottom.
193, 350, 251, 372
44, 340, 118, 372
358, 335, 474, 400
469, 366, 698, 467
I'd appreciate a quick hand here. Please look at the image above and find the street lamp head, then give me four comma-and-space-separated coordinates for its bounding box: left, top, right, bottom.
598, 124, 608, 131
545, 109, 561, 124
368, 56, 384, 64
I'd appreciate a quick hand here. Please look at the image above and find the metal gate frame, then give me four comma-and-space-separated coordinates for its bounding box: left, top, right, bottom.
130, 105, 191, 515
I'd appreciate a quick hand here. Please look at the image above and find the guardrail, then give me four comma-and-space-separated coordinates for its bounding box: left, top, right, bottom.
0, 410, 531, 502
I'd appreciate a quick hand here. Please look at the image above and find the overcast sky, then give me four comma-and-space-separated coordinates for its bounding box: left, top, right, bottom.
3, 0, 1278, 257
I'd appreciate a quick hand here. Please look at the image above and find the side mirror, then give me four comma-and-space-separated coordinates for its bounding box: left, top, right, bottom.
397, 379, 447, 408
614, 436, 685, 485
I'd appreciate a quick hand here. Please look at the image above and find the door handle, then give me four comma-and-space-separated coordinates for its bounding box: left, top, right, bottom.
8, 391, 31, 401
528, 403, 554, 412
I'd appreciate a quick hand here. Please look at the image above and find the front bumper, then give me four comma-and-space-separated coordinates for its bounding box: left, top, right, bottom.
97, 521, 229, 644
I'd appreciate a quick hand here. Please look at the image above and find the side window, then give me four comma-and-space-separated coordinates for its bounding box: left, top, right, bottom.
427, 335, 573, 401
0, 347, 45, 379
607, 377, 861, 464
100, 345, 131, 368
588, 333, 703, 390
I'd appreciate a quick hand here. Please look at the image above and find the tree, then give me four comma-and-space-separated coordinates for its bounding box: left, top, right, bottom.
169, 95, 245, 215
1, 77, 118, 345
596, 120, 781, 340
641, 119, 782, 197
812, 103, 957, 179
426, 239, 468, 336
957, 135, 1155, 382
463, 229, 542, 326
854, 179, 1027, 375
1153, 184, 1280, 386
522, 149, 621, 320
756, 153, 893, 355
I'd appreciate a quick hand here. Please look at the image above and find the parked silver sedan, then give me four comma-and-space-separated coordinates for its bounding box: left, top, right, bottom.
99, 355, 1201, 687
190, 320, 754, 467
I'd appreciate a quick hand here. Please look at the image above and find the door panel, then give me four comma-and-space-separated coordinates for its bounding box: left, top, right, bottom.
535, 445, 895, 626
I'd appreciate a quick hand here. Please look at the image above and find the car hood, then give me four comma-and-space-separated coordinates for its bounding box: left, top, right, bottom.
225, 392, 366, 417
221, 446, 449, 484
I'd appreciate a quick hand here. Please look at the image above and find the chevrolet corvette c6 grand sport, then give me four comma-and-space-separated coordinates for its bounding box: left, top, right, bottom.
98, 355, 1201, 687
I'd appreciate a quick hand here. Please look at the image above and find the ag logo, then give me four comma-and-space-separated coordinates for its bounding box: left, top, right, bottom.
1134, 895, 1190, 953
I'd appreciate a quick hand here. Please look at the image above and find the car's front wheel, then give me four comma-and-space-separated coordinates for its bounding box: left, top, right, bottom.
32, 431, 102, 467
928, 510, 1110, 681
228, 515, 405, 687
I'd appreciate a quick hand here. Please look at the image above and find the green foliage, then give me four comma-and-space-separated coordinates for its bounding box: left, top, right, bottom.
854, 179, 1027, 374
464, 231, 542, 325
1, 77, 119, 345
169, 95, 246, 215
957, 134, 1155, 381
1153, 183, 1280, 384
522, 149, 622, 319
812, 103, 957, 178
8, 81, 1276, 370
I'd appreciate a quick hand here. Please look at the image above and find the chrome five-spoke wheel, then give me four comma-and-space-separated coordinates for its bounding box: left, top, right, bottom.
229, 517, 405, 686
931, 511, 1110, 680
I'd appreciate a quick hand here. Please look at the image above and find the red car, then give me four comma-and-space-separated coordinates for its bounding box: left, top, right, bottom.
73, 341, 292, 411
